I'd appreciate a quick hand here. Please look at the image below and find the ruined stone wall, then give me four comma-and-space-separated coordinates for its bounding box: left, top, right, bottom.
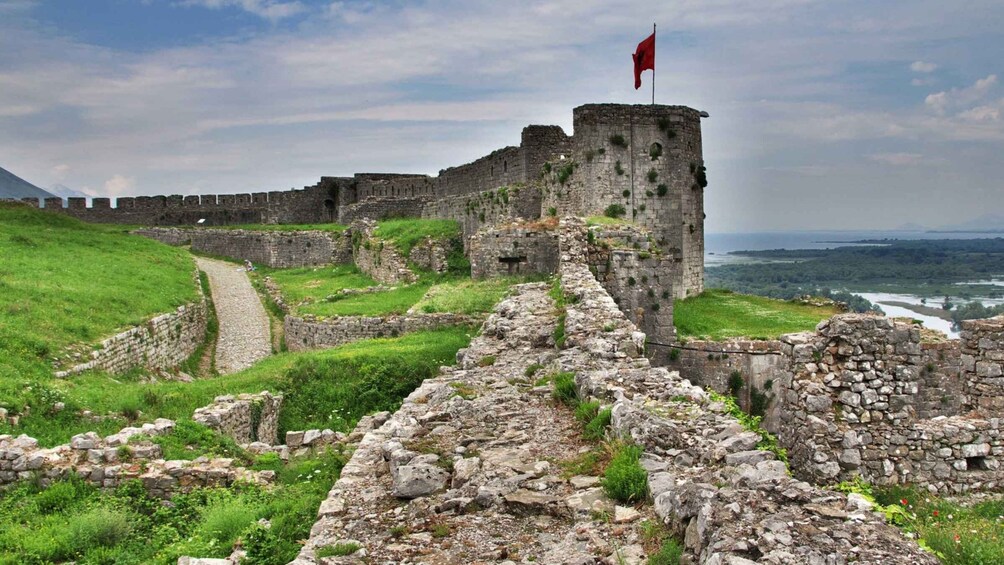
468, 223, 559, 279
435, 146, 525, 197
421, 184, 542, 244
192, 391, 283, 446
961, 316, 1004, 414
918, 341, 964, 418
777, 315, 1004, 493
285, 313, 478, 351
350, 221, 418, 285
0, 422, 272, 498
552, 218, 936, 564
585, 223, 676, 354
353, 173, 435, 201
55, 300, 207, 378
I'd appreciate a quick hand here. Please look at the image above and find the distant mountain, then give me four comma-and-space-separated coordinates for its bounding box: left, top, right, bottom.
49, 183, 94, 200
937, 214, 1004, 232
894, 222, 929, 231
0, 166, 55, 201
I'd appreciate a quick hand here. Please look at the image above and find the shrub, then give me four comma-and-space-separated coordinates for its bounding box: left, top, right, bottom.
35, 475, 95, 514
478, 355, 496, 367
68, 507, 134, 552
554, 312, 567, 348
196, 494, 262, 547
656, 184, 668, 197
728, 371, 744, 398
647, 169, 658, 183
548, 207, 558, 217
602, 443, 648, 502
614, 161, 625, 176
693, 164, 708, 188
557, 162, 575, 184
623, 189, 631, 198
552, 372, 578, 406
609, 134, 627, 148
604, 204, 626, 218
667, 348, 680, 361
524, 363, 544, 377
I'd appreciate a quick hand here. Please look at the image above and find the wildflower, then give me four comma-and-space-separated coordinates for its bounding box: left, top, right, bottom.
933, 510, 939, 517
900, 498, 909, 506
954, 534, 961, 544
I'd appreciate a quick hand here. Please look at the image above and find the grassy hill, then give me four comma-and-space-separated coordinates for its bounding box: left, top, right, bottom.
0, 203, 198, 434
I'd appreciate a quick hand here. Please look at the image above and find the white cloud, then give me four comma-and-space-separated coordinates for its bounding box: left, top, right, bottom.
911, 77, 935, 86
51, 163, 70, 179
868, 152, 924, 166
925, 74, 998, 115
103, 175, 136, 196
178, 0, 306, 21
910, 60, 937, 73
958, 101, 1002, 122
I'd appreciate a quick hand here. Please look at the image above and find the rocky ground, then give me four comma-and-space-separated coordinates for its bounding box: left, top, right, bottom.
293, 282, 663, 564
195, 257, 271, 373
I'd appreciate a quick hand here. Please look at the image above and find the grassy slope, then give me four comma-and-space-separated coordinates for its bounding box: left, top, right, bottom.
255, 265, 376, 305
9, 326, 472, 446
411, 277, 537, 315
674, 289, 841, 340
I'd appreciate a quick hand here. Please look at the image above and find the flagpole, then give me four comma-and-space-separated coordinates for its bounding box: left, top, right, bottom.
652, 23, 656, 105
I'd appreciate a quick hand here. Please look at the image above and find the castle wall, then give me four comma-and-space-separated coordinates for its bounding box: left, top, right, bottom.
136, 227, 353, 268
421, 184, 542, 243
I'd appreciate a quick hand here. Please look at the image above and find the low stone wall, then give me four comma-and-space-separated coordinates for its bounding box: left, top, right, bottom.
553, 218, 936, 564
284, 313, 478, 352
778, 315, 1004, 493
468, 222, 559, 278
192, 392, 283, 446
55, 300, 208, 378
407, 237, 450, 273
0, 421, 272, 497
133, 227, 192, 246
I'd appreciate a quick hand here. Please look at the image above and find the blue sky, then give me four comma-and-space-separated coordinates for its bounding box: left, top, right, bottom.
1, 0, 1002, 231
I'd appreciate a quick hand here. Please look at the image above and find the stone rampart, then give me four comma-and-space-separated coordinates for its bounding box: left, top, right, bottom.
338, 197, 428, 224
552, 218, 936, 564
192, 391, 283, 446
350, 220, 418, 284
55, 300, 208, 378
468, 221, 559, 278
961, 316, 1004, 414
284, 313, 477, 352
420, 183, 543, 244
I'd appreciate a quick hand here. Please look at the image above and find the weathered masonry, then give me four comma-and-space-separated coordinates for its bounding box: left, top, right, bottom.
22, 103, 707, 300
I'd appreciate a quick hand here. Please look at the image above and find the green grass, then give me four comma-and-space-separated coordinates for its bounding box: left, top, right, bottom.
3, 326, 472, 446
412, 277, 535, 315
0, 203, 197, 376
300, 280, 434, 317
181, 223, 347, 233
586, 215, 632, 227
254, 265, 376, 307
601, 443, 648, 503
372, 218, 461, 256
674, 289, 841, 340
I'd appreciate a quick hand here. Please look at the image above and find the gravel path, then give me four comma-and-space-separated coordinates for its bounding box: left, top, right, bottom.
195, 257, 271, 374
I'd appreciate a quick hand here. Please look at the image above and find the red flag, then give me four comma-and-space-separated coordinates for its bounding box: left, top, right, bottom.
633, 32, 655, 89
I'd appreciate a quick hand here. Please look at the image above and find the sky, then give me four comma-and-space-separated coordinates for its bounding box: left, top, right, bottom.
1, 0, 1002, 232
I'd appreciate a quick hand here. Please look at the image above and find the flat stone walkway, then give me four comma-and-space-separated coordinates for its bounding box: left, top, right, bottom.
195, 257, 271, 374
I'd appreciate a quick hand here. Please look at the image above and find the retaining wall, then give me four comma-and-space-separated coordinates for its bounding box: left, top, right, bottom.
55, 300, 208, 378
285, 313, 478, 352
468, 222, 559, 278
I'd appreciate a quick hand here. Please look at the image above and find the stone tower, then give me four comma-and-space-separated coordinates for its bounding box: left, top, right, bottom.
544, 103, 705, 299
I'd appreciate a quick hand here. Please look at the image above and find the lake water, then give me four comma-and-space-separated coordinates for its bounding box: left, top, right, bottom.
705, 230, 1003, 338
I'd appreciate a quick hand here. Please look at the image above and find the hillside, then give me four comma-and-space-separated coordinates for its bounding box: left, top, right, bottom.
0, 166, 55, 200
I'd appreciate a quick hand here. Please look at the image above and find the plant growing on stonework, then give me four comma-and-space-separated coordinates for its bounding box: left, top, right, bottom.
649, 143, 663, 160
614, 161, 625, 176
647, 168, 658, 183
604, 204, 626, 218
657, 184, 668, 197
609, 134, 627, 148
602, 443, 648, 502
552, 372, 578, 406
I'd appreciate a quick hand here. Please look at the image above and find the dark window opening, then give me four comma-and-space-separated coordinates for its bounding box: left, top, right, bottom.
967, 456, 989, 470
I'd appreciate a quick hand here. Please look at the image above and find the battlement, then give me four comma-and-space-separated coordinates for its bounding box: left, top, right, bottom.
19, 102, 706, 296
